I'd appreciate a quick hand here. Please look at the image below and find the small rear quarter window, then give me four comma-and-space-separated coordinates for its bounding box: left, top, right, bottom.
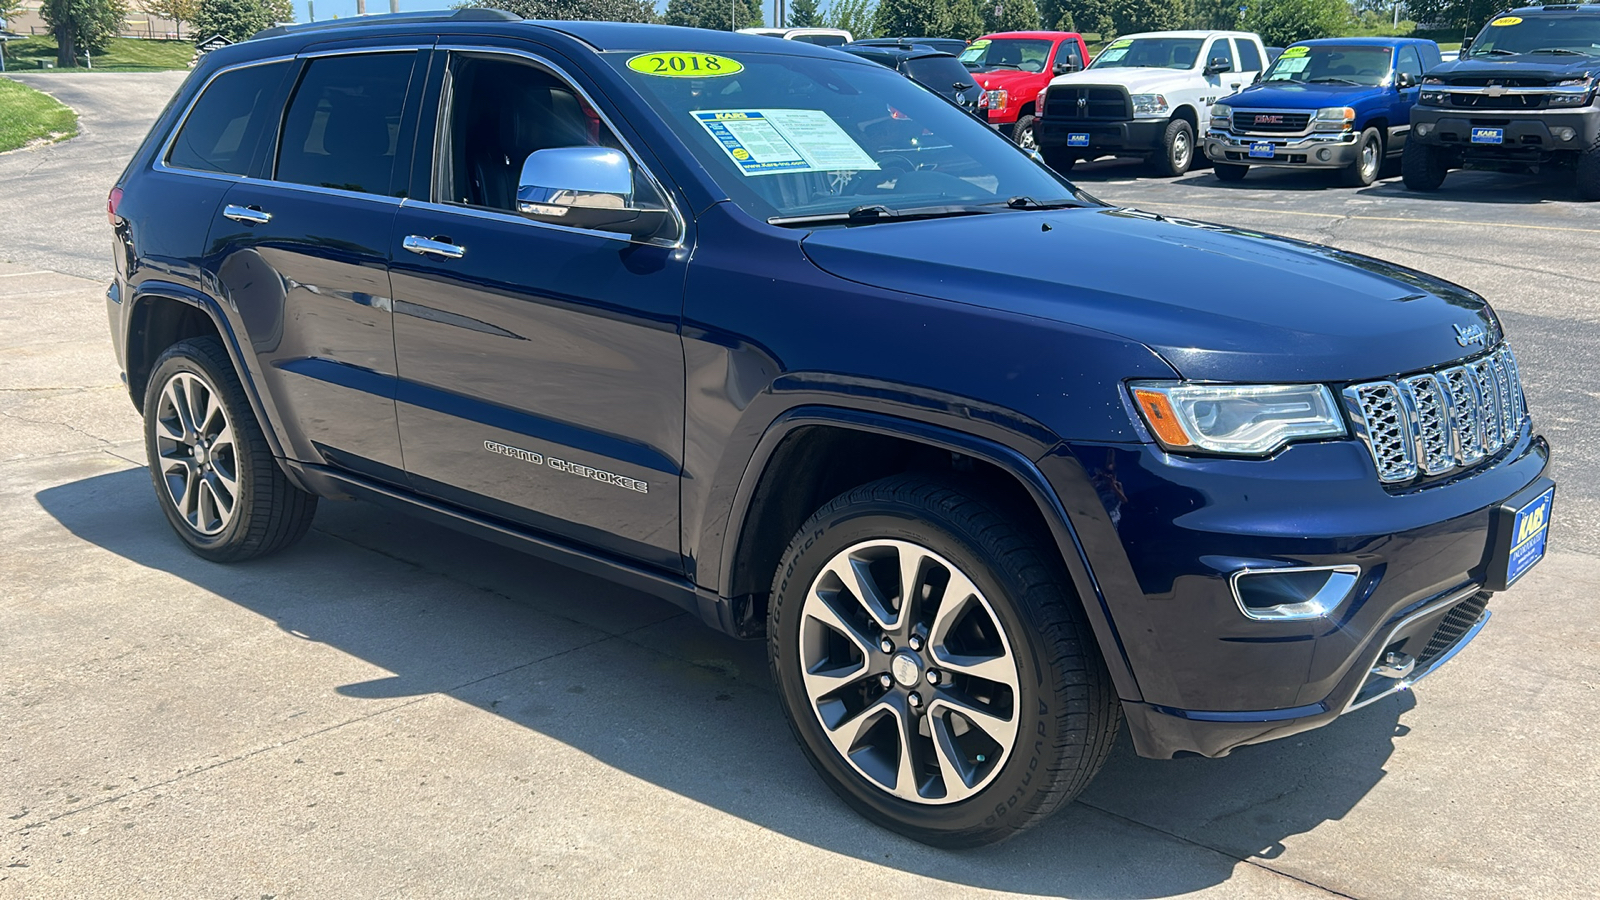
166, 61, 291, 176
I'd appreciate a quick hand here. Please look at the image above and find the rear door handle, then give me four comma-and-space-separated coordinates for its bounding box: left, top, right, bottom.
403, 235, 466, 259
222, 204, 272, 225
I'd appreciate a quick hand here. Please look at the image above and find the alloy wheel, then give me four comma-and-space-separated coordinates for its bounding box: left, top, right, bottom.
153, 371, 239, 536
797, 539, 1021, 805
1016, 124, 1037, 152
1172, 130, 1192, 171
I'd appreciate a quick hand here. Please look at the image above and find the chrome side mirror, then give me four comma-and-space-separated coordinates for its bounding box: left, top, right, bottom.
1204, 57, 1232, 75
517, 147, 667, 240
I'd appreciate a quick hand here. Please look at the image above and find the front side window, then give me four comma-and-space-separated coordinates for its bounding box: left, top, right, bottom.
1397, 45, 1423, 78
1263, 45, 1394, 87
1205, 38, 1237, 72
960, 38, 1053, 73
166, 61, 290, 175
1058, 41, 1085, 69
1089, 38, 1205, 70
275, 52, 416, 196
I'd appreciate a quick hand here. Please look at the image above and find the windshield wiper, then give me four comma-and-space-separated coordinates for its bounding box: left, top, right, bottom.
1309, 77, 1362, 85
767, 203, 1001, 227
1469, 48, 1519, 56
1528, 47, 1591, 56
1000, 195, 1087, 210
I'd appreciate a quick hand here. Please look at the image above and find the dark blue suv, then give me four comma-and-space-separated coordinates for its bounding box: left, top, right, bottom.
105, 12, 1555, 847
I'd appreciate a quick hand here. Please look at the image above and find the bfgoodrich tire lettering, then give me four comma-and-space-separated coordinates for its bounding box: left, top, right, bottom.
142, 336, 317, 561
768, 474, 1121, 847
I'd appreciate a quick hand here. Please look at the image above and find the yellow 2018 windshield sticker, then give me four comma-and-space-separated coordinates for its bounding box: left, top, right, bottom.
627, 52, 744, 77
1107, 39, 1132, 49
1491, 15, 1522, 25
1279, 46, 1310, 58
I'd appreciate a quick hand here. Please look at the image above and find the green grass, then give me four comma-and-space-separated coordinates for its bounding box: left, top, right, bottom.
0, 78, 78, 152
3, 36, 193, 72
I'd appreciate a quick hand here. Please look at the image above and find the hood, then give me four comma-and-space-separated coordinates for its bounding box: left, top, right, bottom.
1049, 66, 1193, 93
1433, 54, 1597, 80
1223, 81, 1390, 108
799, 207, 1499, 383
973, 68, 1047, 91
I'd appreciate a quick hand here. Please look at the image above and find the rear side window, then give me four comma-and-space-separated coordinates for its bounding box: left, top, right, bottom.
794, 34, 848, 47
905, 56, 977, 92
166, 61, 290, 175
1058, 41, 1084, 69
1207, 38, 1237, 72
275, 52, 416, 196
1237, 40, 1262, 72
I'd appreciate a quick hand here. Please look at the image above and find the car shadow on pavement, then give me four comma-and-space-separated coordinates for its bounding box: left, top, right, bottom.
37, 467, 1412, 898
1153, 168, 1571, 203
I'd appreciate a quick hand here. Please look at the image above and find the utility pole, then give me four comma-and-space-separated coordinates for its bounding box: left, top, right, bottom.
356, 0, 366, 14
391, 0, 399, 12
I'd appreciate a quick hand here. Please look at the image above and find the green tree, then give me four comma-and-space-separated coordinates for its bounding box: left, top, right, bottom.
947, 0, 981, 37
190, 0, 291, 42
824, 0, 876, 37
40, 0, 128, 67
663, 0, 763, 29
1112, 0, 1190, 34
457, 0, 656, 22
1403, 0, 1498, 33
983, 0, 1040, 33
788, 0, 820, 25
1238, 0, 1352, 46
874, 0, 950, 37
1049, 0, 1113, 36
1190, 0, 1239, 29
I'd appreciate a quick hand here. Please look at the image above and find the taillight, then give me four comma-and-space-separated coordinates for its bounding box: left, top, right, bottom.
107, 186, 123, 226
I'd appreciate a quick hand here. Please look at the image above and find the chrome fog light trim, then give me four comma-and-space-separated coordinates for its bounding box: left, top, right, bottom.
1230, 565, 1362, 621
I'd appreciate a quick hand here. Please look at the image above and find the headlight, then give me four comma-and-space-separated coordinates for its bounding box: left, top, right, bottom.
1130, 382, 1345, 456
1420, 90, 1449, 105
1210, 104, 1232, 128
1313, 106, 1355, 132
1131, 93, 1169, 116
1549, 77, 1595, 107
988, 89, 1008, 112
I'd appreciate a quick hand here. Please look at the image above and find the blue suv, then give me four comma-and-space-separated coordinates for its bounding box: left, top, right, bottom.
1205, 37, 1442, 185
105, 13, 1554, 846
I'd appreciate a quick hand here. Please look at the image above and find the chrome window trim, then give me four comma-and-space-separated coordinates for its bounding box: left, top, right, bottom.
427, 44, 688, 249
1426, 83, 1591, 96
1229, 564, 1363, 621
1342, 583, 1488, 714
153, 54, 298, 180
297, 45, 431, 59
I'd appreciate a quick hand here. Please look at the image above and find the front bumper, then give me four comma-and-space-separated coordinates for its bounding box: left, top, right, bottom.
1204, 129, 1360, 169
1041, 425, 1551, 759
1035, 118, 1167, 156
1409, 105, 1600, 159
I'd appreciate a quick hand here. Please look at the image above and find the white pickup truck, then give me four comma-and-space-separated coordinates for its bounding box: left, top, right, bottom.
1034, 30, 1268, 176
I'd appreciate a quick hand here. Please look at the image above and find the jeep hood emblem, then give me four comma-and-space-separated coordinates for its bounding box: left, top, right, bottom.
1454, 323, 1489, 347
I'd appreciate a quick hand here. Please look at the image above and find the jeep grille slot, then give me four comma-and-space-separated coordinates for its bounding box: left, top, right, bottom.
1345, 345, 1528, 485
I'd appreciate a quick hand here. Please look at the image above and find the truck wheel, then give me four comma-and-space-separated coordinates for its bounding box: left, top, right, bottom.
1340, 127, 1383, 187
1150, 118, 1195, 177
1012, 114, 1038, 153
143, 337, 317, 562
1402, 138, 1450, 192
768, 474, 1121, 847
1214, 162, 1249, 182
1576, 135, 1600, 200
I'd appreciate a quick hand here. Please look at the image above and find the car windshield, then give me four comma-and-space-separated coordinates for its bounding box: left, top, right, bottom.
607, 50, 1086, 223
1089, 37, 1204, 70
1263, 45, 1393, 86
1470, 14, 1600, 57
959, 38, 1053, 73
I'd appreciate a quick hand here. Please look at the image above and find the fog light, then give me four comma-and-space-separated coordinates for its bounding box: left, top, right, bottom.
1317, 148, 1332, 161
1231, 565, 1361, 621
1554, 127, 1576, 142
1415, 123, 1434, 137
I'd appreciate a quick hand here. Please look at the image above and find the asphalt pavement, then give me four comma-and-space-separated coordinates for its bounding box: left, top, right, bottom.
2, 73, 1598, 898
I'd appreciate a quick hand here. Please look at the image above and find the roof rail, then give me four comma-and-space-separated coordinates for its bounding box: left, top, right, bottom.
252, 8, 519, 41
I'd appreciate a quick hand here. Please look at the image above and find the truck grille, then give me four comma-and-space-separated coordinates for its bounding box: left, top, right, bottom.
1229, 110, 1311, 134
1344, 345, 1527, 484
1044, 86, 1130, 120
1449, 93, 1545, 110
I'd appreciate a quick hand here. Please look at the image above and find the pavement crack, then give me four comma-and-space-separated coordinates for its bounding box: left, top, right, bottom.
0, 406, 117, 448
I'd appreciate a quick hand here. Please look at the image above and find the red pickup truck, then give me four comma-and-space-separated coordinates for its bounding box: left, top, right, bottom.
961, 31, 1091, 151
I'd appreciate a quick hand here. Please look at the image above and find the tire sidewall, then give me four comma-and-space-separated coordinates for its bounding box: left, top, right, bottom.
1159, 118, 1194, 176
770, 501, 1064, 841
1013, 114, 1037, 152
142, 343, 257, 556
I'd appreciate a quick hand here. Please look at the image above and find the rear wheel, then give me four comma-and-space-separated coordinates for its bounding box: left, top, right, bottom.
1340, 127, 1383, 187
1149, 118, 1195, 177
1214, 162, 1249, 182
1576, 135, 1600, 200
768, 475, 1121, 847
1012, 114, 1038, 153
1402, 138, 1450, 192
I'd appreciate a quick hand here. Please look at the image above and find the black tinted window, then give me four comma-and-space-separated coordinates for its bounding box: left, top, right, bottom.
905, 56, 978, 94
276, 53, 415, 195
1208, 38, 1237, 72
1237, 40, 1262, 72
166, 62, 289, 175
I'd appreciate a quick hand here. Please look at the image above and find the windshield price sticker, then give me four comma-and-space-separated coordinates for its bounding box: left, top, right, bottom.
1273, 56, 1310, 74
1098, 47, 1130, 63
628, 52, 744, 77
1279, 46, 1310, 58
1491, 16, 1522, 26
693, 109, 878, 177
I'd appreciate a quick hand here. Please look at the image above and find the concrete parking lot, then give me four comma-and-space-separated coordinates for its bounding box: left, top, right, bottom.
2, 72, 1597, 899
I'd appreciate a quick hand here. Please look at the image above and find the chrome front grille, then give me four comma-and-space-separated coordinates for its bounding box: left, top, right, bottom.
1345, 345, 1528, 485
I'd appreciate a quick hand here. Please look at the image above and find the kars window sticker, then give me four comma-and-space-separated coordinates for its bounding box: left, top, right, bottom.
627, 52, 744, 77
692, 109, 879, 177
1272, 55, 1311, 75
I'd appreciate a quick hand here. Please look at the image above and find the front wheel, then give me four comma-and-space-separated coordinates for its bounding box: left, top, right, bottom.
1149, 118, 1195, 177
1011, 114, 1038, 153
1340, 127, 1383, 187
768, 475, 1121, 847
1214, 162, 1249, 182
1576, 135, 1600, 200
1402, 138, 1450, 192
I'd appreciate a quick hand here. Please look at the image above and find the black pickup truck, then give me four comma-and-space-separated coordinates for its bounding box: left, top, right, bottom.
1405, 4, 1600, 198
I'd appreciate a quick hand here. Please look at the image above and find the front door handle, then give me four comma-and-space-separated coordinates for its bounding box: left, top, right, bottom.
223, 204, 272, 225
403, 235, 466, 259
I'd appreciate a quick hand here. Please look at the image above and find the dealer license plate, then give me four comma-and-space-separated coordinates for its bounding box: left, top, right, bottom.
1503, 486, 1554, 587
1067, 133, 1090, 147
1471, 127, 1504, 145
1249, 142, 1274, 159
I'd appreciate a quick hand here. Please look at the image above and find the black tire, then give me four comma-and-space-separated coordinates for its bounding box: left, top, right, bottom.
1011, 114, 1038, 153
1340, 127, 1383, 187
1576, 135, 1600, 200
1041, 145, 1076, 173
768, 474, 1121, 847
142, 336, 317, 562
1214, 162, 1249, 182
1402, 138, 1450, 192
1149, 118, 1195, 177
